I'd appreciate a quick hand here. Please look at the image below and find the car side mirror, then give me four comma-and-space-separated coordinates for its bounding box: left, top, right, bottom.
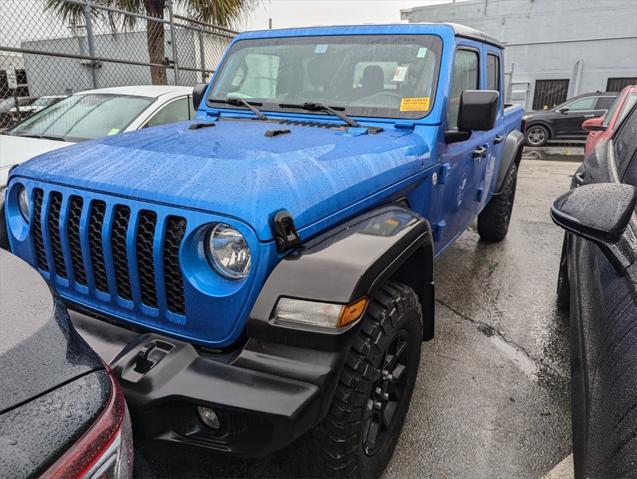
193, 82, 208, 111
557, 106, 569, 114
446, 90, 499, 143
582, 116, 606, 132
551, 184, 637, 244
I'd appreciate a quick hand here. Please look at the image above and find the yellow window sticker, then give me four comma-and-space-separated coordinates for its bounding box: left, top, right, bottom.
400, 97, 430, 112
107, 128, 120, 135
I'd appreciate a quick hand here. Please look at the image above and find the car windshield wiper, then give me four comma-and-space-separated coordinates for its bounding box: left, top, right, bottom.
208, 98, 269, 121
8, 132, 66, 141
278, 102, 360, 128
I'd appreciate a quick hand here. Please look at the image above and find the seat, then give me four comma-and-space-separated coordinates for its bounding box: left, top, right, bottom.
359, 65, 385, 98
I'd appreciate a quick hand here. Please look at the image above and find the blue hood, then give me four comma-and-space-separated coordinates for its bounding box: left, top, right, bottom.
13, 119, 429, 241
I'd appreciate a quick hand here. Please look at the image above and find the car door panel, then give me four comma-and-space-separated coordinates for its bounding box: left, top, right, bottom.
569, 233, 637, 477
434, 43, 484, 252
478, 46, 505, 212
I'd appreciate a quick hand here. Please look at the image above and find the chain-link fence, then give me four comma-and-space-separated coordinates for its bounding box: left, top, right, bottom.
0, 0, 235, 129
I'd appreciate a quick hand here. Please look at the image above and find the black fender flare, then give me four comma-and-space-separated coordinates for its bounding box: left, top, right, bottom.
248, 205, 435, 352
494, 129, 524, 195
0, 187, 8, 251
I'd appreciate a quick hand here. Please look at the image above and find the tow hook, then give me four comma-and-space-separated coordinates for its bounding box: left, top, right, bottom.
123, 340, 174, 382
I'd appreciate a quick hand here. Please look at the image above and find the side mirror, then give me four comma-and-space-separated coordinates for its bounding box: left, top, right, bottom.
582, 116, 606, 132
551, 183, 637, 244
557, 106, 569, 114
446, 90, 499, 143
193, 82, 208, 111
458, 90, 499, 131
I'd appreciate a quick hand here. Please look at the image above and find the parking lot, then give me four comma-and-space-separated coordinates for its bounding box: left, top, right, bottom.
134, 157, 579, 479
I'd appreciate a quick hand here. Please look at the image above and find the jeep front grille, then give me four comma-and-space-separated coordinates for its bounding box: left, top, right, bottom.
31, 188, 187, 316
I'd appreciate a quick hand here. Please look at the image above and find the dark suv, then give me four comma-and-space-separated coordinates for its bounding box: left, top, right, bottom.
523, 91, 617, 146
552, 103, 637, 477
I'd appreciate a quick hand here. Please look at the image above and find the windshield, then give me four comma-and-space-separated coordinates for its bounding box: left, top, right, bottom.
617, 93, 637, 126
8, 94, 154, 142
208, 35, 442, 119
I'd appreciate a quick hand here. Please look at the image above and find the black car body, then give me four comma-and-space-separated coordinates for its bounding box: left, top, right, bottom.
0, 250, 133, 478
524, 91, 618, 146
552, 104, 637, 477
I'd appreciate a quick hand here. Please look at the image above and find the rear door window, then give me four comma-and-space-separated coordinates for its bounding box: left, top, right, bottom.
596, 96, 616, 110
145, 97, 191, 128
486, 53, 500, 93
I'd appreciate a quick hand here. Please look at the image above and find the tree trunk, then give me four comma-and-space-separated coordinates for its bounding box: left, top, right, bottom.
143, 0, 167, 85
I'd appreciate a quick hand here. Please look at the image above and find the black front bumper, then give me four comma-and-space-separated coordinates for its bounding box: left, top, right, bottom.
68, 308, 347, 457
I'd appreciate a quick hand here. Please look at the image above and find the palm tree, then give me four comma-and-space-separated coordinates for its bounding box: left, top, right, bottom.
45, 0, 255, 85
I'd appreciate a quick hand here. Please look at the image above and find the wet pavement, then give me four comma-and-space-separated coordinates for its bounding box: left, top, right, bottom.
135, 159, 580, 479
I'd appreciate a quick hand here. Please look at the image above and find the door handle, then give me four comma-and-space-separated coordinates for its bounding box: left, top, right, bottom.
494, 135, 504, 144
583, 114, 595, 118
472, 146, 487, 158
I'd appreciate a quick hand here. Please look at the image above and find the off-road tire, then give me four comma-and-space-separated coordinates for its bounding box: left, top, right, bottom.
477, 161, 519, 242
309, 282, 422, 478
556, 234, 570, 310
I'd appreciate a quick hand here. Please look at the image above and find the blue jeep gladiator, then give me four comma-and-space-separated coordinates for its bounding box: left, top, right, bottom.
4, 23, 524, 477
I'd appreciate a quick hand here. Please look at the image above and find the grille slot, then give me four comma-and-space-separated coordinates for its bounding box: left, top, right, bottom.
30, 188, 188, 320
67, 196, 86, 285
48, 192, 67, 278
111, 205, 132, 300
32, 189, 48, 271
136, 210, 158, 307
164, 216, 187, 315
88, 201, 108, 293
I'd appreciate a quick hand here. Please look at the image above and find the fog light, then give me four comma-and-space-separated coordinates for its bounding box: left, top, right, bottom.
197, 406, 220, 430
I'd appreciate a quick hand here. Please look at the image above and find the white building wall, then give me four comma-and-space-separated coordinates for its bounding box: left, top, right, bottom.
402, 0, 637, 109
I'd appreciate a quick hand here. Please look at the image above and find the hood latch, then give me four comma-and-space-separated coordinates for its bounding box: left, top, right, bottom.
272, 210, 302, 253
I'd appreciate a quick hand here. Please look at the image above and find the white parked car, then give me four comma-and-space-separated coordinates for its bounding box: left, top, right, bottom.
0, 85, 195, 186
9, 95, 67, 120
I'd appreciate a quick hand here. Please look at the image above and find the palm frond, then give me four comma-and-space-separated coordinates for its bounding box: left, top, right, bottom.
176, 0, 258, 28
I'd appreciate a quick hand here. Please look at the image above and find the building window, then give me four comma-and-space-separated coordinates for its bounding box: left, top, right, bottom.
15, 69, 29, 97
606, 77, 637, 92
532, 79, 569, 110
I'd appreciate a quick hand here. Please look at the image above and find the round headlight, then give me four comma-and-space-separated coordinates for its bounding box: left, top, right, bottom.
18, 186, 30, 221
207, 224, 251, 279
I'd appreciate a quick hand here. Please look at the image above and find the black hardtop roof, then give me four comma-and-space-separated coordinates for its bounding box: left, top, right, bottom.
443, 22, 504, 49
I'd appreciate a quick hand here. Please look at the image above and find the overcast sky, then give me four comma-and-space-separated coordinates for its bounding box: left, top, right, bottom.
241, 0, 464, 30
0, 0, 467, 49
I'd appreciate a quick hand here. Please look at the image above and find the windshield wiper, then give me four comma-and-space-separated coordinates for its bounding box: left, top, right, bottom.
9, 132, 66, 141
208, 98, 269, 121
278, 102, 360, 128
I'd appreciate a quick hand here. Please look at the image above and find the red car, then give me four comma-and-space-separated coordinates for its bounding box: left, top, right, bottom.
583, 84, 637, 157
